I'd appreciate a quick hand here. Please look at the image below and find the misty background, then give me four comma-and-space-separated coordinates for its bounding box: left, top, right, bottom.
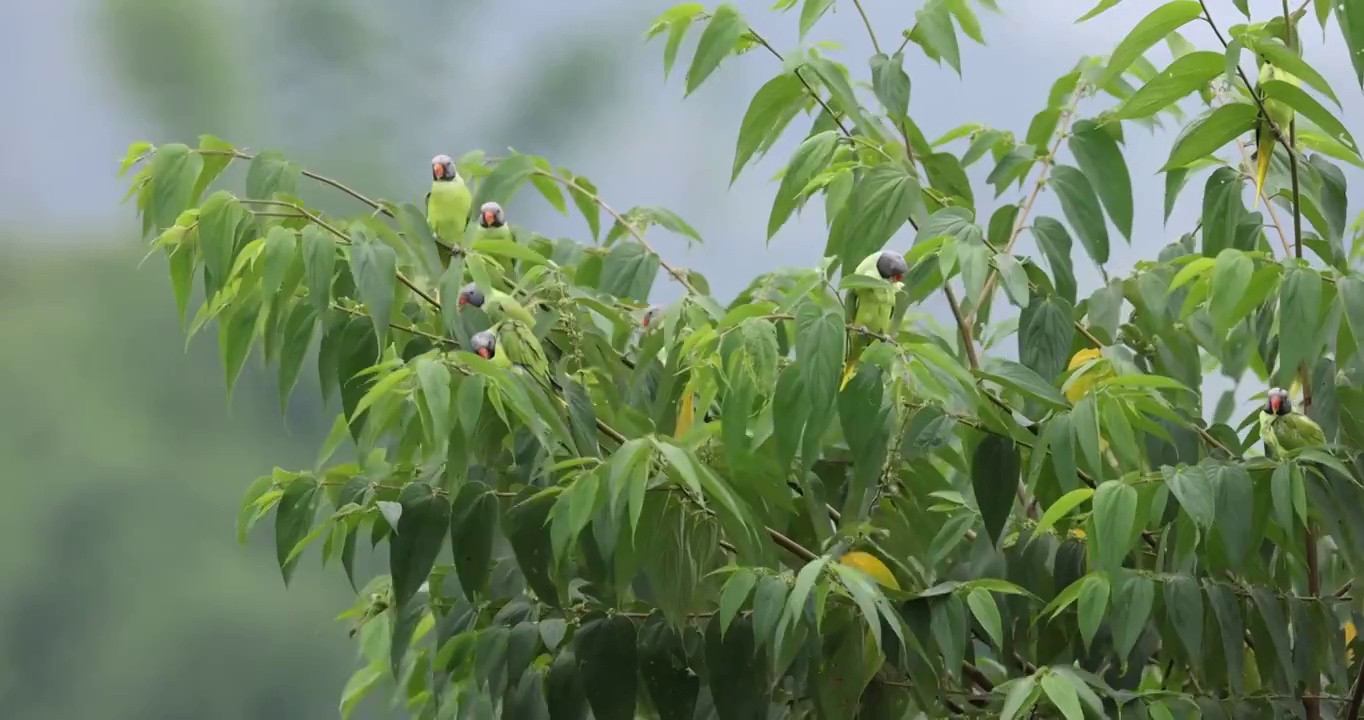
2, 0, 1360, 717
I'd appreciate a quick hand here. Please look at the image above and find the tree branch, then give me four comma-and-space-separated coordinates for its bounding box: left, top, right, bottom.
198, 148, 395, 218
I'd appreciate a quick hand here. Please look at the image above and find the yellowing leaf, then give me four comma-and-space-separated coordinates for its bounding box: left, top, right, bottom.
675, 389, 696, 439
838, 550, 901, 590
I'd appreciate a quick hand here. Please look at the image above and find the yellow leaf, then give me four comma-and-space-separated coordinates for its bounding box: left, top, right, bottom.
674, 389, 695, 439
1068, 528, 1087, 540
1067, 347, 1103, 371
838, 551, 901, 590
1348, 621, 1356, 664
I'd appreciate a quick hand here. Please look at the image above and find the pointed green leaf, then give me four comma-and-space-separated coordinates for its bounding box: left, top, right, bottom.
972, 434, 1021, 546
575, 613, 638, 720
1278, 266, 1323, 386
1116, 51, 1222, 119
450, 481, 498, 602
1161, 103, 1258, 170
685, 4, 747, 96
1050, 165, 1109, 265
1096, 1, 1203, 89
732, 73, 806, 183
1068, 122, 1133, 240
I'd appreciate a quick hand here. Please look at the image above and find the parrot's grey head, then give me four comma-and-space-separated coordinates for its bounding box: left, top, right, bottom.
875, 251, 909, 283
479, 202, 505, 228
1266, 387, 1291, 415
457, 283, 485, 308
431, 155, 457, 182
470, 331, 497, 360
641, 304, 662, 329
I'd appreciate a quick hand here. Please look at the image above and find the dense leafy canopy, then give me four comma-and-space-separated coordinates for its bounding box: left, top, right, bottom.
124, 0, 1364, 717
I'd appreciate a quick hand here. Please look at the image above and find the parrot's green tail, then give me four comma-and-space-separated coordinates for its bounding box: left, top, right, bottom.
1253, 127, 1273, 210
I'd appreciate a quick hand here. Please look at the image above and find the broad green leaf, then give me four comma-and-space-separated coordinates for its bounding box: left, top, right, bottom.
1000, 676, 1041, 719
274, 475, 319, 585
1116, 51, 1222, 119
1251, 39, 1340, 106
1032, 216, 1077, 304
476, 153, 535, 209
972, 434, 1021, 546
1260, 80, 1358, 156
637, 613, 700, 720
348, 233, 397, 347
301, 225, 335, 315
1162, 102, 1258, 171
966, 587, 1003, 648
575, 613, 638, 720
1092, 480, 1137, 573
769, 131, 839, 239
798, 0, 834, 38
913, 0, 962, 76
450, 481, 498, 602
977, 359, 1069, 409
1278, 266, 1323, 386
839, 164, 925, 270
1040, 669, 1086, 720
870, 52, 911, 121
1337, 0, 1364, 91
1068, 122, 1133, 240
565, 174, 602, 240
598, 242, 660, 303
1076, 573, 1110, 651
718, 569, 758, 637
1019, 294, 1075, 383
1209, 249, 1252, 336
1035, 488, 1095, 536
1163, 575, 1203, 662
390, 482, 450, 609
339, 662, 385, 720
1111, 575, 1154, 663
506, 488, 562, 607
686, 4, 746, 96
993, 253, 1030, 309
1206, 584, 1245, 693
1096, 1, 1202, 89
1200, 166, 1245, 256
149, 143, 203, 233
1077, 0, 1121, 22
795, 301, 844, 432
1339, 276, 1364, 363
1164, 166, 1190, 223
1050, 165, 1109, 266
1166, 465, 1216, 528
732, 74, 806, 183
245, 150, 299, 200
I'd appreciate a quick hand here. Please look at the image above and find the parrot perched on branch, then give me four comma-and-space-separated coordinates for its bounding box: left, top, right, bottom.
427, 154, 472, 266
840, 250, 908, 389
470, 330, 511, 370
1251, 58, 1298, 209
1260, 386, 1325, 458
460, 287, 551, 386
473, 202, 511, 243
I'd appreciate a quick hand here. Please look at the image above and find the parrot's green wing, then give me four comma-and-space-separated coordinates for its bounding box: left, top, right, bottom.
495, 320, 551, 386
1273, 411, 1325, 452
1252, 63, 1297, 208
487, 290, 539, 327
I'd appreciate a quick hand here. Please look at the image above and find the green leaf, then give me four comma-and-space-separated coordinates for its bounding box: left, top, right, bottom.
1339, 276, 1364, 363
1161, 103, 1258, 171
769, 131, 840, 239
718, 569, 758, 637
565, 174, 602, 240
472, 238, 550, 266
275, 476, 319, 585
798, 0, 834, 38
1000, 676, 1041, 720
685, 3, 746, 96
1163, 575, 1203, 662
277, 302, 317, 413
870, 52, 911, 121
977, 360, 1069, 409
1035, 488, 1095, 536
1050, 165, 1109, 266
972, 434, 1021, 546
1251, 39, 1340, 107
1032, 216, 1077, 304
450, 481, 498, 603
913, 0, 961, 76
192, 135, 235, 202
1092, 480, 1137, 573
1200, 166, 1246, 256
1336, 0, 1364, 91
1096, 1, 1203, 89
149, 143, 203, 233
245, 150, 300, 200
575, 613, 638, 720
506, 488, 562, 607
787, 555, 830, 622
1076, 573, 1110, 651
966, 587, 1003, 648
637, 613, 700, 720
348, 232, 397, 347
1209, 249, 1252, 336
1278, 266, 1323, 386
732, 74, 806, 183
795, 301, 844, 435
839, 164, 925, 270
301, 225, 335, 315
1164, 167, 1191, 222
598, 242, 659, 303
922, 152, 974, 207
1166, 465, 1216, 528
1040, 669, 1086, 720
993, 253, 1030, 309
390, 482, 450, 609
1206, 584, 1245, 692
1260, 80, 1358, 156
1019, 294, 1076, 383
1068, 122, 1133, 240
1116, 51, 1222, 119
339, 662, 385, 720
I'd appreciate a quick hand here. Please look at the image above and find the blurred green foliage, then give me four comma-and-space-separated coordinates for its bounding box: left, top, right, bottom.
0, 248, 399, 719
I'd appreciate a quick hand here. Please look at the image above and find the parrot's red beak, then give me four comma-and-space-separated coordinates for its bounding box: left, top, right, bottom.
483, 210, 496, 225
1270, 395, 1282, 413
458, 295, 468, 306
641, 315, 651, 328
433, 163, 445, 179
476, 348, 490, 359
890, 273, 903, 282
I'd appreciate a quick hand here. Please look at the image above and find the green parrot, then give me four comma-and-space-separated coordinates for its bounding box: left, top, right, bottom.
469, 330, 512, 370
841, 250, 909, 389
1251, 58, 1298, 209
473, 201, 511, 243
641, 304, 662, 331
461, 285, 538, 327
1260, 386, 1325, 458
492, 321, 552, 386
426, 154, 472, 266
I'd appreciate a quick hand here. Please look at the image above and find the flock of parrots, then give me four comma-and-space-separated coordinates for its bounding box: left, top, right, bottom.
424, 154, 1324, 460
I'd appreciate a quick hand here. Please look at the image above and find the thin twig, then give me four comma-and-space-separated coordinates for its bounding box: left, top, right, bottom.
1196, 0, 1293, 149
198, 149, 395, 218
850, 0, 882, 55
943, 285, 980, 370
969, 96, 1082, 322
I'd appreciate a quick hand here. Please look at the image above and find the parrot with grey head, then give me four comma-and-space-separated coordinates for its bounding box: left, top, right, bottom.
460, 286, 550, 384
641, 304, 662, 330
473, 202, 511, 243
1260, 386, 1325, 458
426, 154, 472, 266
469, 330, 511, 370
841, 250, 909, 388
